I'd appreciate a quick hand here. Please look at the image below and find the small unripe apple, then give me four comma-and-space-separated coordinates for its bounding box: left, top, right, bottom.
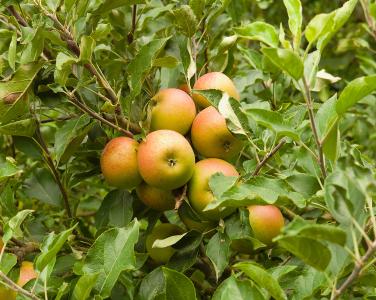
146, 223, 185, 263
248, 205, 284, 245
0, 287, 16, 300
138, 130, 195, 190
188, 158, 238, 221
100, 137, 142, 190
17, 261, 37, 287
191, 106, 242, 161
136, 182, 175, 211
149, 88, 196, 135
193, 72, 240, 108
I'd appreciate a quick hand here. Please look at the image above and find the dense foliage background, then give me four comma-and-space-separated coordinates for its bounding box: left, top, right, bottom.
0, 0, 376, 299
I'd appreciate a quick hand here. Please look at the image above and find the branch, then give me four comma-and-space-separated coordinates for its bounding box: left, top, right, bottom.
331, 241, 376, 300
127, 5, 137, 44
302, 77, 327, 179
67, 92, 134, 138
34, 122, 72, 218
0, 271, 40, 300
174, 185, 187, 210
252, 139, 286, 176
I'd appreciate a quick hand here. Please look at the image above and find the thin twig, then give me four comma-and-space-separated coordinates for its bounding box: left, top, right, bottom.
0, 271, 40, 300
34, 122, 72, 218
331, 241, 376, 300
127, 5, 137, 44
252, 139, 286, 176
174, 185, 187, 210
67, 92, 134, 138
301, 77, 327, 179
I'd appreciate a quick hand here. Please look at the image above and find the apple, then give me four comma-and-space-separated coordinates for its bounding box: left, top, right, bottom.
146, 223, 185, 263
248, 205, 284, 245
0, 287, 16, 300
191, 106, 242, 161
138, 130, 195, 190
149, 88, 196, 135
17, 261, 37, 287
100, 137, 142, 190
188, 158, 238, 221
136, 182, 175, 211
192, 72, 240, 108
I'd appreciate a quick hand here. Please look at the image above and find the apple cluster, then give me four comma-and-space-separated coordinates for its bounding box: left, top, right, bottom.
100, 72, 284, 263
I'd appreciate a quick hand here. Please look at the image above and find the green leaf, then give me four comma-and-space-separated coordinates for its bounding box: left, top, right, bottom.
20, 27, 44, 64
324, 169, 367, 225
45, 0, 62, 11
153, 56, 179, 68
79, 36, 95, 63
279, 217, 347, 246
261, 47, 304, 80
36, 224, 76, 271
152, 233, 188, 249
178, 37, 196, 81
138, 267, 197, 300
189, 0, 205, 19
283, 0, 302, 47
24, 169, 63, 206
218, 95, 250, 137
95, 190, 135, 229
0, 157, 20, 181
305, 0, 358, 50
0, 118, 36, 137
54, 52, 77, 86
245, 108, 299, 140
336, 75, 376, 115
173, 5, 198, 37
8, 33, 17, 71
91, 0, 144, 14
72, 273, 99, 300
0, 62, 44, 123
235, 262, 287, 300
0, 253, 17, 275
212, 276, 265, 300
316, 94, 340, 162
235, 22, 279, 47
206, 232, 231, 280
54, 115, 92, 165
207, 174, 306, 210
82, 220, 140, 298
126, 37, 170, 105
276, 236, 331, 271
3, 209, 33, 243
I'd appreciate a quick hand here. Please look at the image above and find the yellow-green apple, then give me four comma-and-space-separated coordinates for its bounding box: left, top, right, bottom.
146, 223, 185, 263
191, 106, 242, 161
188, 158, 238, 221
193, 72, 240, 108
149, 88, 196, 135
0, 287, 16, 300
136, 182, 175, 211
17, 261, 37, 287
100, 137, 142, 189
138, 130, 195, 190
248, 205, 284, 245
